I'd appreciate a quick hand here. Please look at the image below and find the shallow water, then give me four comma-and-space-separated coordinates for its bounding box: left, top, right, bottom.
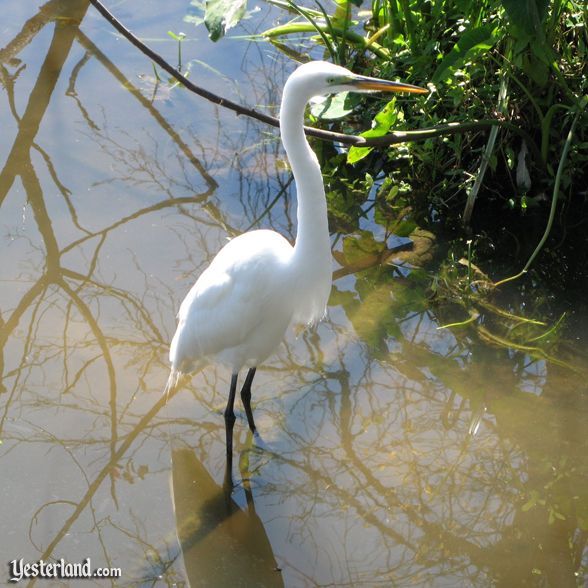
1, 1, 587, 586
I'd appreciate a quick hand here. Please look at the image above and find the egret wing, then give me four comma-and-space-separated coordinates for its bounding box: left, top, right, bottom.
170, 231, 293, 372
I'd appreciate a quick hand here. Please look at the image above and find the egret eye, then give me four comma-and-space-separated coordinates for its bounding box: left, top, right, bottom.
329, 74, 353, 86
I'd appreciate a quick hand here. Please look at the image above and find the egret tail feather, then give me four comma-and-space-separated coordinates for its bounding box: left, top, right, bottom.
164, 368, 183, 402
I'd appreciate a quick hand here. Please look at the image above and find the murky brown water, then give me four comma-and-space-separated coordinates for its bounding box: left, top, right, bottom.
1, 1, 588, 586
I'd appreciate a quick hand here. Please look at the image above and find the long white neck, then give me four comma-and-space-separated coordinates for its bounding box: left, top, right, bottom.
279, 78, 332, 323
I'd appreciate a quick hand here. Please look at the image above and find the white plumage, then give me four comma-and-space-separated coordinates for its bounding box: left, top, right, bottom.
170, 230, 300, 373
167, 61, 426, 464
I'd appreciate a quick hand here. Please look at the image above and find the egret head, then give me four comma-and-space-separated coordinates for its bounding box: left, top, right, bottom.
285, 60, 428, 100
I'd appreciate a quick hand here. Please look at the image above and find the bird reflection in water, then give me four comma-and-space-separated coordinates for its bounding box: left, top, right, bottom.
170, 443, 284, 587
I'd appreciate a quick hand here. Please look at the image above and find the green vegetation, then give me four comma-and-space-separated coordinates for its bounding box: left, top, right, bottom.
187, 0, 587, 363
191, 0, 587, 280
266, 1, 586, 326
260, 0, 587, 246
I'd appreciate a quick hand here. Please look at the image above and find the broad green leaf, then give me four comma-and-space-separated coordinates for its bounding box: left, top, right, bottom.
432, 24, 499, 83
523, 52, 549, 86
347, 99, 398, 164
371, 99, 398, 129
204, 0, 247, 41
501, 0, 549, 39
329, 286, 358, 309
310, 92, 353, 120
530, 41, 557, 66
347, 145, 372, 164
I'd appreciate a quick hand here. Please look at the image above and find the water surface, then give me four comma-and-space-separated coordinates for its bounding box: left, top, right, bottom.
1, 1, 587, 586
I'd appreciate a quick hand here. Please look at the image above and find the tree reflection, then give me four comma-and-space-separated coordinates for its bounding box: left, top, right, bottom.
0, 2, 222, 584
0, 1, 587, 587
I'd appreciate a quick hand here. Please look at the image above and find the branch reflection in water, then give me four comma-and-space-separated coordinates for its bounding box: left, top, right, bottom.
0, 1, 587, 587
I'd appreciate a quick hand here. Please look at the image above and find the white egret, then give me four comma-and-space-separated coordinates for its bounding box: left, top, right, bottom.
167, 61, 426, 460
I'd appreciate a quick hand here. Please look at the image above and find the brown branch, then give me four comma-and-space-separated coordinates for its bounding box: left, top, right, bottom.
87, 0, 537, 157
86, 0, 428, 147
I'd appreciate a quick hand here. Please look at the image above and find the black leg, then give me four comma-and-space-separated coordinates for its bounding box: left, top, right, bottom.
240, 367, 257, 433
223, 456, 234, 492
224, 373, 238, 471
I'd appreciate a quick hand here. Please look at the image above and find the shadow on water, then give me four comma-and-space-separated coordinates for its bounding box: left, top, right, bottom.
1, 1, 588, 587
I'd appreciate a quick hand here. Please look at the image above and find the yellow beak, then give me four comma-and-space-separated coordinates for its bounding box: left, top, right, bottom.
350, 75, 428, 94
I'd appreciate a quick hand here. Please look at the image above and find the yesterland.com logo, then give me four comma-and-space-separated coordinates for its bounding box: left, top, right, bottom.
8, 558, 121, 582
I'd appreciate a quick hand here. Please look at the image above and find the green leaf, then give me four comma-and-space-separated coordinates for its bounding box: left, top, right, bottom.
432, 24, 499, 83
347, 145, 372, 164
204, 0, 247, 41
501, 0, 549, 39
371, 99, 398, 129
310, 92, 354, 120
523, 53, 549, 86
347, 99, 398, 164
